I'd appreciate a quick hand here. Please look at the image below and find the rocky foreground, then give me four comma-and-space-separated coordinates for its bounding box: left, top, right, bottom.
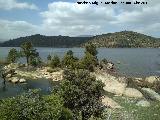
95, 71, 160, 108
2, 63, 160, 110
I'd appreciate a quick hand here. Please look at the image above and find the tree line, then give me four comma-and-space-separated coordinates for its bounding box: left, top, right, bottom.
0, 34, 91, 47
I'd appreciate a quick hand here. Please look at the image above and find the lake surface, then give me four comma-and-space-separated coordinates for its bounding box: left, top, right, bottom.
0, 78, 56, 99
1, 47, 160, 77
0, 47, 160, 98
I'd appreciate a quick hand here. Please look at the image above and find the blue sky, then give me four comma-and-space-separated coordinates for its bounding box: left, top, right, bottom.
0, 0, 159, 40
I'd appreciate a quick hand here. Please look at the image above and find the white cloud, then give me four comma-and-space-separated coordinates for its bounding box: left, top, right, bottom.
0, 19, 38, 40
0, 0, 160, 40
40, 1, 116, 36
0, 0, 38, 10
39, 0, 160, 37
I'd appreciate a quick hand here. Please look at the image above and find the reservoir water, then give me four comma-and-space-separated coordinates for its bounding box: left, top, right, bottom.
0, 47, 160, 98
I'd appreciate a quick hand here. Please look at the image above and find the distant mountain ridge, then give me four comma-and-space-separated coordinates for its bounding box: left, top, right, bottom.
0, 31, 160, 48
84, 31, 160, 48
0, 34, 91, 47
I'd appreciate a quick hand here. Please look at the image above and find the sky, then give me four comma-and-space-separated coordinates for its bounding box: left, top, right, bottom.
0, 0, 159, 41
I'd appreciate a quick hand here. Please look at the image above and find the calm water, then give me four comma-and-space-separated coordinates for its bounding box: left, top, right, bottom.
1, 47, 160, 77
0, 47, 160, 98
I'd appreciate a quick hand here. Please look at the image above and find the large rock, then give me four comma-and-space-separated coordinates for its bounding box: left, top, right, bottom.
124, 88, 143, 98
4, 63, 19, 70
142, 88, 160, 101
51, 71, 63, 81
104, 81, 126, 95
106, 62, 114, 69
102, 96, 122, 109
145, 76, 160, 84
96, 74, 127, 95
3, 69, 15, 77
136, 100, 150, 107
19, 78, 26, 83
6, 74, 12, 78
11, 77, 19, 83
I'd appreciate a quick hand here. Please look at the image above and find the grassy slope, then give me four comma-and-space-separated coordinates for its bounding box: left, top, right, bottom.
104, 96, 160, 120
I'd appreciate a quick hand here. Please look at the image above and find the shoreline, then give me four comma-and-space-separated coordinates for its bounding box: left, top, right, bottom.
1, 63, 160, 109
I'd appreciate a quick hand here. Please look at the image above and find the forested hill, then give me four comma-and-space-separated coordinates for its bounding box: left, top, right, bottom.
0, 31, 160, 48
0, 34, 91, 47
84, 31, 160, 48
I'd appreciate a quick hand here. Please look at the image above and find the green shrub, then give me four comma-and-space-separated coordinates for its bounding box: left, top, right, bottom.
0, 90, 73, 120
50, 55, 61, 68
62, 50, 78, 69
58, 69, 105, 120
29, 56, 42, 67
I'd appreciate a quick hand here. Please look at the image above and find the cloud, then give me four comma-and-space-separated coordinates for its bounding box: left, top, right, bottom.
40, 1, 116, 36
39, 0, 160, 37
0, 0, 160, 40
0, 0, 38, 10
0, 19, 38, 40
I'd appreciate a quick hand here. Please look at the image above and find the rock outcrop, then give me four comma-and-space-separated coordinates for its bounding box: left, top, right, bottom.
3, 63, 20, 70
124, 88, 143, 98
96, 73, 127, 95
19, 78, 26, 83
102, 96, 122, 109
142, 88, 160, 101
96, 73, 144, 98
145, 76, 160, 84
7, 77, 26, 83
10, 77, 19, 83
136, 100, 150, 107
14, 67, 63, 82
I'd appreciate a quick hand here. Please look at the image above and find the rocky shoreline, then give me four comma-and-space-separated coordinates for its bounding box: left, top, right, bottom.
2, 63, 63, 83
1, 63, 160, 109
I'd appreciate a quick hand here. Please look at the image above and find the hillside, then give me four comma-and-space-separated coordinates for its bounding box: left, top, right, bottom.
0, 34, 91, 47
85, 31, 160, 48
0, 31, 160, 48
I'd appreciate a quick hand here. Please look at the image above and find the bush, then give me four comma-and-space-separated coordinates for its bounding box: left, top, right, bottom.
50, 55, 61, 68
58, 69, 105, 120
62, 50, 79, 69
29, 56, 42, 67
0, 90, 73, 120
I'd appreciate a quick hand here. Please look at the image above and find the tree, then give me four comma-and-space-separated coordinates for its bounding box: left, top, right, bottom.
50, 55, 61, 68
29, 56, 42, 67
62, 50, 78, 69
58, 69, 105, 120
80, 52, 97, 72
85, 43, 98, 56
80, 44, 98, 72
20, 42, 39, 66
7, 48, 19, 63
